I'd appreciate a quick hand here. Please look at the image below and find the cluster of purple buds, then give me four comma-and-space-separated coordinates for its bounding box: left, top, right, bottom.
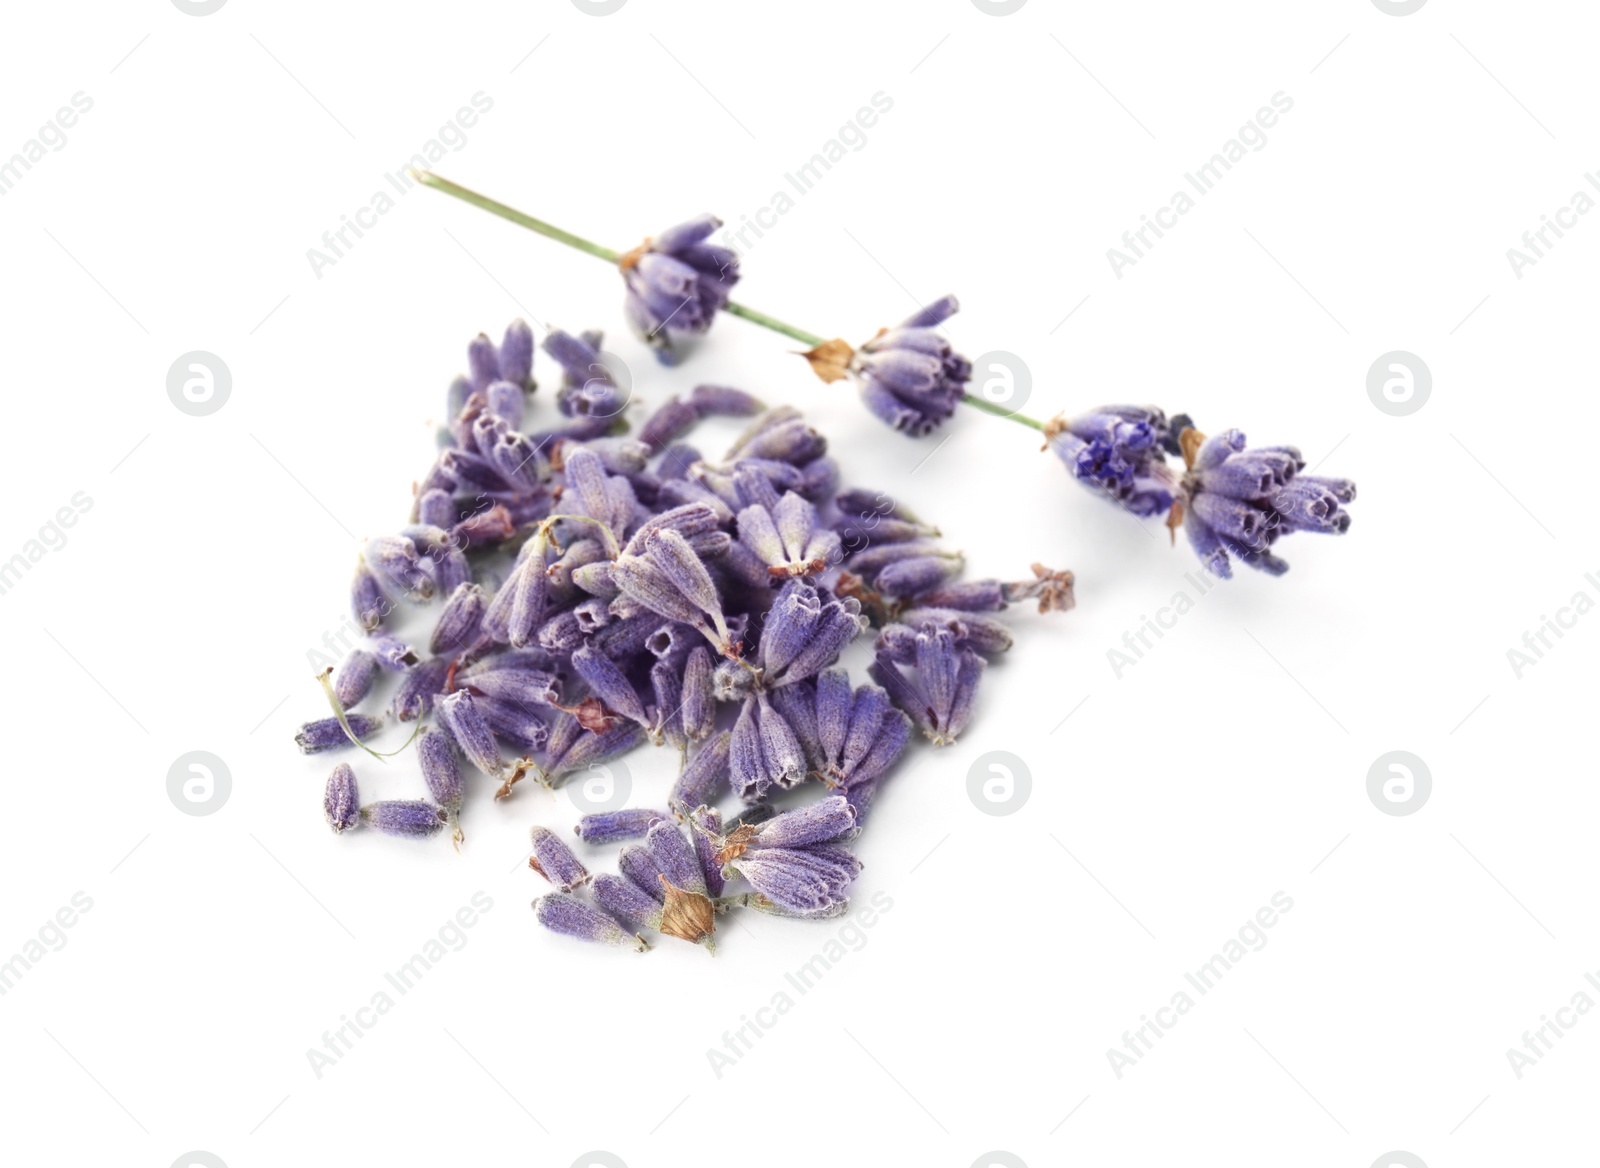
803, 295, 973, 437
296, 320, 1072, 956
1177, 427, 1356, 578
619, 215, 740, 365
1046, 406, 1176, 519
1043, 405, 1357, 575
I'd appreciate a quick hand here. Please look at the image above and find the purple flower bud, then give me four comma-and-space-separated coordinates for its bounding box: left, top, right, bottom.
431, 582, 487, 654
621, 215, 739, 364
869, 625, 985, 746
295, 714, 384, 754
722, 892, 851, 920
1048, 406, 1177, 519
570, 643, 650, 728
324, 764, 359, 833
755, 580, 864, 687
417, 728, 462, 813
689, 384, 763, 418
591, 873, 665, 932
639, 397, 700, 452
611, 528, 739, 657
533, 892, 646, 951
416, 487, 456, 531
498, 319, 535, 389
737, 491, 842, 579
880, 609, 1013, 659
689, 806, 726, 897
670, 730, 732, 814
365, 535, 434, 601
618, 843, 667, 902
390, 657, 452, 723
846, 296, 971, 436
371, 634, 420, 672
529, 825, 590, 891
436, 690, 506, 780
470, 698, 546, 754
1178, 427, 1354, 578
351, 561, 388, 631
726, 845, 860, 915
575, 808, 667, 845
460, 665, 561, 708
332, 650, 378, 709
680, 647, 716, 743
648, 819, 708, 897
361, 800, 448, 838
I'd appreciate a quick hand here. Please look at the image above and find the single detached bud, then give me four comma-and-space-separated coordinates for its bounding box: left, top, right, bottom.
295, 714, 385, 754
360, 800, 448, 839
324, 764, 359, 834
575, 809, 667, 846
533, 892, 648, 952
529, 826, 590, 891
332, 650, 378, 709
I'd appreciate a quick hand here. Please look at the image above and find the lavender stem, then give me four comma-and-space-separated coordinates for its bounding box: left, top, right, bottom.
414, 169, 1049, 434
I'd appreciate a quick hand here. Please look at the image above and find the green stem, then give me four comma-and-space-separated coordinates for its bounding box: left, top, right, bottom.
960, 392, 1046, 431
413, 170, 622, 263
415, 170, 1049, 435
721, 302, 826, 348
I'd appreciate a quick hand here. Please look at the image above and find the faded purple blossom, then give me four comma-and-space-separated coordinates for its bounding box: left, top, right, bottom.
1180, 428, 1355, 578
575, 808, 667, 845
529, 825, 591, 891
1047, 406, 1176, 519
533, 892, 647, 951
295, 714, 384, 754
361, 800, 448, 839
620, 215, 739, 364
324, 764, 359, 833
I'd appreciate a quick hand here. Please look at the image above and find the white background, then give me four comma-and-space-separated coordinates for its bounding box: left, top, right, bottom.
0, 2, 1593, 1166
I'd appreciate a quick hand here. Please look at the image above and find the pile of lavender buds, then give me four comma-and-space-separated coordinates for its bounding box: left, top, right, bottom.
299, 321, 1075, 954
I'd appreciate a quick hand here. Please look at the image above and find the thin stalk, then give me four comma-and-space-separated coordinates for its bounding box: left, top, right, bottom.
415, 170, 1049, 434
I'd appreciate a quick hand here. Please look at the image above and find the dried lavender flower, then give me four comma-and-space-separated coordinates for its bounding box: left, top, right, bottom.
361, 800, 448, 839
1047, 406, 1176, 518
807, 296, 971, 436
296, 713, 384, 754
669, 730, 732, 814
332, 650, 378, 709
575, 808, 667, 845
1178, 427, 1355, 578
418, 728, 463, 815
431, 582, 487, 654
529, 825, 590, 891
351, 561, 388, 631
533, 892, 647, 951
620, 214, 739, 363
324, 763, 359, 833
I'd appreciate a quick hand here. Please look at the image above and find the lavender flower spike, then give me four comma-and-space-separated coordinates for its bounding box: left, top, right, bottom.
533, 892, 648, 952
806, 296, 971, 437
1046, 406, 1177, 519
324, 764, 359, 834
1178, 426, 1355, 578
528, 826, 590, 891
361, 800, 448, 839
620, 214, 739, 364
295, 713, 384, 754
